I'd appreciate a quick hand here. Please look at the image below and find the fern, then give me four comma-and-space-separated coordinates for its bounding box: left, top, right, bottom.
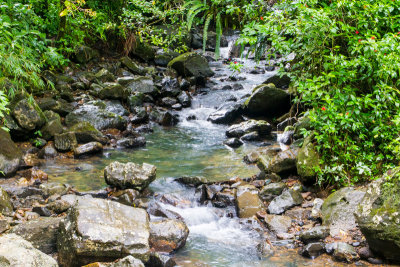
203, 14, 212, 53
215, 12, 222, 59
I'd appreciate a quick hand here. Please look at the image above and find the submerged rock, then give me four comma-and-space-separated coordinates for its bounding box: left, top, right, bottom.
104, 161, 157, 190
57, 197, 150, 266
0, 128, 23, 177
226, 120, 271, 138
268, 189, 303, 215
235, 185, 265, 218
149, 219, 189, 253
0, 234, 58, 267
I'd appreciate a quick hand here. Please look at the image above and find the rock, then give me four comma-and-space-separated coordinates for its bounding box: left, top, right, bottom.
235, 185, 265, 218
354, 169, 400, 262
177, 91, 191, 107
32, 206, 52, 216
94, 82, 127, 100
95, 68, 115, 83
126, 77, 157, 95
37, 98, 73, 117
128, 93, 145, 111
268, 189, 303, 215
130, 107, 149, 124
259, 182, 286, 202
46, 200, 71, 214
0, 186, 13, 215
41, 117, 63, 140
310, 198, 324, 220
0, 218, 9, 233
54, 132, 77, 152
155, 50, 179, 67
300, 226, 330, 244
150, 109, 178, 126
208, 102, 243, 124
160, 77, 181, 97
117, 137, 146, 149
331, 242, 359, 263
175, 176, 208, 187
57, 198, 150, 266
74, 45, 99, 64
12, 98, 46, 131
264, 74, 291, 89
120, 57, 145, 75
257, 149, 298, 175
147, 202, 183, 221
277, 117, 297, 131
321, 187, 365, 237
9, 217, 62, 254
161, 97, 177, 107
38, 144, 58, 159
147, 252, 176, 267
300, 242, 325, 258
263, 214, 292, 234
224, 138, 243, 148
73, 142, 103, 157
131, 41, 156, 62
294, 116, 312, 139
70, 122, 108, 144
168, 52, 214, 84
0, 234, 58, 266
277, 130, 293, 145
149, 219, 189, 253
257, 240, 274, 257
104, 100, 129, 116
104, 161, 156, 190
226, 120, 271, 138
241, 131, 260, 141
65, 101, 127, 131
296, 135, 320, 184
243, 84, 290, 117
0, 128, 22, 177
213, 190, 236, 208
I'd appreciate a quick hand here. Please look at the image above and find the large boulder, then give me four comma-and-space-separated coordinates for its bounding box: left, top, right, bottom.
226, 120, 271, 138
0, 186, 13, 215
9, 217, 62, 254
149, 219, 189, 253
168, 52, 214, 83
12, 98, 46, 131
125, 77, 157, 95
321, 187, 365, 237
40, 115, 63, 141
57, 197, 150, 266
208, 102, 243, 124
243, 84, 291, 117
296, 135, 320, 184
120, 57, 145, 75
257, 149, 298, 175
104, 161, 157, 191
263, 74, 291, 89
235, 185, 265, 218
74, 45, 99, 64
54, 132, 78, 152
69, 121, 108, 144
355, 168, 400, 262
0, 128, 22, 176
131, 41, 156, 62
0, 234, 58, 267
95, 82, 127, 100
65, 101, 127, 131
73, 142, 103, 157
268, 189, 303, 215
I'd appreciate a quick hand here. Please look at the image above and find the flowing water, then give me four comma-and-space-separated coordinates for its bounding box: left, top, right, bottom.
39, 41, 361, 266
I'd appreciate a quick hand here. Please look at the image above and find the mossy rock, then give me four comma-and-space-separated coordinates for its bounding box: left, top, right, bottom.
0, 128, 22, 177
73, 46, 99, 64
120, 57, 145, 75
41, 118, 64, 141
131, 41, 156, 62
69, 121, 108, 145
257, 149, 298, 175
0, 186, 13, 215
168, 52, 214, 81
12, 98, 47, 131
296, 135, 320, 184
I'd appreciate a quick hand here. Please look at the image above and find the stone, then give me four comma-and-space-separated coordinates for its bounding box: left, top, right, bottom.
104, 100, 129, 116
321, 187, 365, 237
147, 252, 176, 267
0, 234, 58, 266
117, 137, 146, 149
241, 131, 260, 141
294, 116, 312, 139
104, 161, 157, 190
57, 198, 150, 266
41, 118, 63, 140
12, 98, 46, 131
69, 121, 108, 144
9, 217, 62, 254
149, 219, 189, 253
310, 198, 324, 220
107, 256, 144, 267
74, 45, 99, 64
150, 109, 178, 126
300, 226, 330, 244
95, 68, 115, 83
177, 91, 191, 107
38, 144, 58, 159
147, 202, 183, 221
168, 52, 214, 83
264, 74, 291, 89
296, 135, 320, 184
175, 176, 208, 187
160, 77, 181, 97
0, 128, 22, 177
259, 182, 286, 202
128, 93, 145, 111
120, 57, 145, 75
32, 206, 52, 217
257, 149, 298, 175
235, 185, 265, 218
0, 186, 13, 215
126, 77, 157, 95
0, 219, 9, 233
208, 102, 243, 124
300, 242, 325, 258
354, 168, 400, 262
54, 132, 78, 152
226, 120, 272, 138
131, 41, 156, 62
268, 189, 303, 215
243, 84, 290, 117
73, 142, 103, 157
224, 138, 243, 148
161, 97, 177, 107
331, 242, 359, 263
263, 214, 292, 234
277, 130, 293, 145
95, 82, 127, 101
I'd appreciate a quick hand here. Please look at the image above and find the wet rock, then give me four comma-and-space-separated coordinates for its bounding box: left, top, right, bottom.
168, 52, 214, 83
73, 142, 103, 157
268, 189, 303, 215
257, 241, 274, 257
257, 149, 298, 175
277, 117, 297, 131
32, 206, 52, 217
147, 202, 183, 221
41, 118, 63, 141
131, 41, 156, 62
70, 121, 108, 144
208, 102, 243, 124
263, 214, 292, 234
104, 100, 129, 116
0, 218, 10, 233
95, 68, 115, 83
131, 107, 149, 124
213, 190, 236, 208
177, 91, 191, 107
241, 131, 260, 141
175, 176, 208, 187
74, 45, 99, 64
264, 74, 291, 89
66, 101, 127, 131
9, 217, 62, 254
224, 138, 243, 148
300, 226, 330, 244
150, 109, 178, 126
57, 198, 150, 266
95, 82, 127, 101
160, 77, 181, 97
226, 120, 272, 138
149, 219, 189, 253
0, 128, 23, 177
310, 198, 324, 220
0, 234, 58, 267
321, 187, 365, 237
259, 182, 286, 202
104, 161, 157, 190
12, 98, 46, 131
296, 135, 320, 184
54, 132, 78, 152
38, 144, 58, 159
155, 49, 179, 67
330, 242, 359, 263
235, 185, 265, 218
0, 186, 13, 215
355, 168, 400, 262
300, 242, 325, 258
128, 92, 145, 110
147, 252, 176, 267
277, 130, 293, 145
120, 57, 145, 75
243, 84, 290, 117
117, 137, 146, 149
161, 97, 177, 107
126, 76, 157, 95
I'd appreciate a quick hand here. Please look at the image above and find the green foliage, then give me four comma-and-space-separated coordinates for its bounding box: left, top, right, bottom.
239, 0, 400, 186
0, 91, 9, 129
228, 60, 244, 77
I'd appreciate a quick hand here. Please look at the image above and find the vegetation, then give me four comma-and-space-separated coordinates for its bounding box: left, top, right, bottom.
239, 0, 400, 186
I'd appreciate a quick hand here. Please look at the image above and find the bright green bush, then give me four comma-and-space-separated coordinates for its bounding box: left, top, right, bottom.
239, 0, 400, 186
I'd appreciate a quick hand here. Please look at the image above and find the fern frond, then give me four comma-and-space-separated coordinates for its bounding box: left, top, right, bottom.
187, 5, 207, 31
203, 14, 212, 53
215, 12, 222, 60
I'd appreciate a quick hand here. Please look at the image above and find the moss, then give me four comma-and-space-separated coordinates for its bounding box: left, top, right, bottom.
0, 129, 23, 160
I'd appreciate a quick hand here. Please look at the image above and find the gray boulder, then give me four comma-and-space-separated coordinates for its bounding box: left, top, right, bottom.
226, 120, 271, 138
268, 189, 303, 215
69, 121, 108, 144
73, 142, 103, 157
208, 102, 243, 124
149, 219, 189, 253
126, 77, 157, 95
0, 128, 22, 177
257, 149, 298, 175
12, 98, 46, 131
235, 185, 265, 218
168, 52, 214, 83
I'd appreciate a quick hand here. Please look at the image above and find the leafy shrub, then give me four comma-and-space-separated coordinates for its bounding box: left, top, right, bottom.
239, 0, 400, 186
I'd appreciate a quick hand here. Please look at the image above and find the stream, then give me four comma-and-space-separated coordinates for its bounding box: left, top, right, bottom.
39, 41, 355, 267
